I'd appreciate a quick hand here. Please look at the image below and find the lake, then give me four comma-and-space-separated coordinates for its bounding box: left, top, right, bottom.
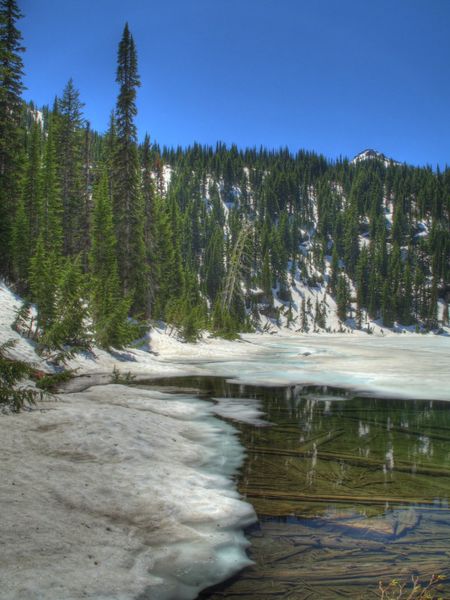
144, 376, 450, 599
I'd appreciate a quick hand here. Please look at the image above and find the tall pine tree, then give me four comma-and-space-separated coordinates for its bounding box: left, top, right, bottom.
89, 169, 135, 349
0, 0, 24, 277
56, 78, 84, 256
112, 23, 148, 315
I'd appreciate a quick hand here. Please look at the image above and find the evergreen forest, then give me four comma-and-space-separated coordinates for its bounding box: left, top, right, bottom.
1, 0, 449, 353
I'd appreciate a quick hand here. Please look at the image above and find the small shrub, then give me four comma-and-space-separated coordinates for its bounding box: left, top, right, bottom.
111, 366, 136, 384
12, 301, 36, 339
34, 369, 75, 393
377, 574, 445, 599
0, 340, 43, 412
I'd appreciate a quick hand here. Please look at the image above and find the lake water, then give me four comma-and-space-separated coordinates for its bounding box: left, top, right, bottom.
144, 376, 450, 599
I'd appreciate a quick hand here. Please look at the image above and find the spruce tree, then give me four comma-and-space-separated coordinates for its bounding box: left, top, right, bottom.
28, 116, 64, 336
40, 257, 90, 353
140, 132, 156, 313
381, 278, 394, 327
151, 194, 183, 319
343, 203, 359, 276
38, 117, 63, 254
300, 296, 308, 332
11, 196, 28, 288
12, 119, 42, 288
89, 170, 135, 349
22, 120, 42, 241
79, 120, 94, 270
0, 339, 41, 411
112, 23, 148, 315
56, 78, 85, 256
336, 274, 349, 322
29, 234, 58, 332
204, 224, 225, 302
0, 0, 24, 277
141, 133, 155, 255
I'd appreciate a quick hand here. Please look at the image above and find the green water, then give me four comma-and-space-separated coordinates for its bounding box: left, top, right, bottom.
145, 377, 450, 599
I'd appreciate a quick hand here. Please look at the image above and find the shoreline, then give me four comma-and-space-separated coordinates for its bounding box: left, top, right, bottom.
2, 280, 450, 598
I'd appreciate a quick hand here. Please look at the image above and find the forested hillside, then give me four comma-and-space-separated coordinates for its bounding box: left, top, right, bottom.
1, 0, 449, 351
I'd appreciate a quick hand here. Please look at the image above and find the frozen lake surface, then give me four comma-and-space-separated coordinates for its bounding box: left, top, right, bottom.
159, 333, 450, 402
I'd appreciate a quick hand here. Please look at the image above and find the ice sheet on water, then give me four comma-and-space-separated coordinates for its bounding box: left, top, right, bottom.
208, 334, 450, 402
211, 397, 270, 426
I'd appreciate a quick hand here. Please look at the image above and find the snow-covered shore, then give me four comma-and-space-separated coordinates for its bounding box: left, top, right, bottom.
1, 386, 258, 600
1, 281, 450, 599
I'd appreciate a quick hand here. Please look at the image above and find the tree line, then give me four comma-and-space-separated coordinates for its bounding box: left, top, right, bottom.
0, 0, 448, 355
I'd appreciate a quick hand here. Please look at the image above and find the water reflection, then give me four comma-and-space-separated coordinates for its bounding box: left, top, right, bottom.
141, 377, 450, 599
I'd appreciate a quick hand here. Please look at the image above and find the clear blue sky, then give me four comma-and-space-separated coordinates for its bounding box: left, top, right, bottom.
20, 0, 449, 167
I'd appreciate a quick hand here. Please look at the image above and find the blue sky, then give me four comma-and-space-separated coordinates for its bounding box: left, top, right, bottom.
20, 0, 449, 167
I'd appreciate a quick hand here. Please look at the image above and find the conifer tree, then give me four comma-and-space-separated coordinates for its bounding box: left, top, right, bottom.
0, 339, 41, 411
38, 117, 63, 254
79, 120, 94, 270
166, 267, 207, 342
104, 111, 117, 183
112, 23, 148, 315
328, 244, 339, 293
28, 116, 63, 335
343, 203, 359, 276
56, 78, 85, 256
89, 170, 135, 349
355, 246, 369, 311
400, 260, 413, 325
11, 197, 28, 288
381, 278, 394, 327
29, 234, 58, 332
141, 133, 155, 254
0, 0, 24, 277
204, 224, 225, 302
22, 120, 41, 242
300, 296, 308, 332
151, 195, 183, 319
261, 251, 273, 303
140, 133, 156, 310
336, 274, 349, 322
314, 297, 326, 330
40, 257, 90, 353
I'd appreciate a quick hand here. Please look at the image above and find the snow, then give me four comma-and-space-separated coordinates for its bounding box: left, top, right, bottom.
0, 386, 256, 600
1, 281, 450, 600
212, 397, 269, 426
0, 282, 42, 366
30, 108, 44, 127
351, 148, 400, 167
223, 333, 450, 402
162, 164, 173, 191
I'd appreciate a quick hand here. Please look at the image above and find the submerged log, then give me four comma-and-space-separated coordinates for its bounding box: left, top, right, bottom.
241, 488, 438, 506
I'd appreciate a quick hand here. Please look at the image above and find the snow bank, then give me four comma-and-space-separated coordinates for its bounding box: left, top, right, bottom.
0, 386, 256, 600
0, 282, 41, 365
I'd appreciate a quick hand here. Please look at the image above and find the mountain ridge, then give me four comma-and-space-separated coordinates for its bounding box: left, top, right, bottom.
352, 148, 400, 166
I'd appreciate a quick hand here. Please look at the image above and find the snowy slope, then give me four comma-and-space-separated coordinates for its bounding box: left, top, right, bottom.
351, 148, 400, 167
192, 155, 448, 337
